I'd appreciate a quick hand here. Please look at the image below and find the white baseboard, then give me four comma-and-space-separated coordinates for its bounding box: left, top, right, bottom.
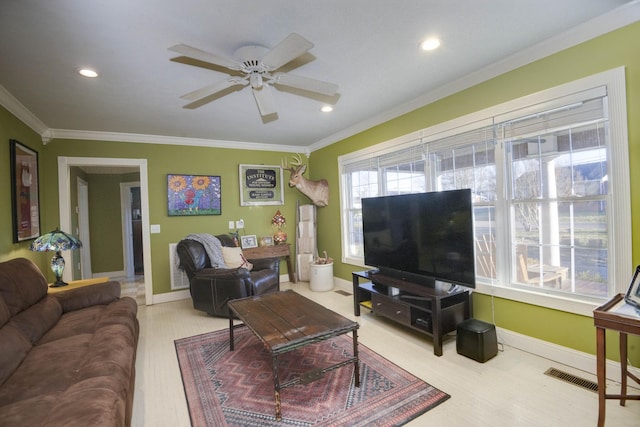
334, 276, 351, 291
152, 289, 190, 305
93, 270, 125, 278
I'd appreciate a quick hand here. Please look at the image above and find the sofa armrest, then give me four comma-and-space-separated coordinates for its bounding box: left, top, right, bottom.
247, 257, 280, 271
52, 281, 121, 313
196, 267, 251, 280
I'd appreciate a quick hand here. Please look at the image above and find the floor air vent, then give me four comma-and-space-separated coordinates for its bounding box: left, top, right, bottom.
335, 290, 352, 296
544, 367, 598, 393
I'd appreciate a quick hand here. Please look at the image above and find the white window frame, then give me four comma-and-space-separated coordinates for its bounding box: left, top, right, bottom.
338, 67, 630, 316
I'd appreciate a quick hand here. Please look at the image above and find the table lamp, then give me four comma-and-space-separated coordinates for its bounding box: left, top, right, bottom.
30, 227, 82, 287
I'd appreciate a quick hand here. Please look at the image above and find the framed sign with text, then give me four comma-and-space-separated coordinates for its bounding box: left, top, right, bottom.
239, 164, 284, 206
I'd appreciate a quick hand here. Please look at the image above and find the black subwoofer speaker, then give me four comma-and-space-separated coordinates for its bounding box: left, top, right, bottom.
456, 318, 498, 363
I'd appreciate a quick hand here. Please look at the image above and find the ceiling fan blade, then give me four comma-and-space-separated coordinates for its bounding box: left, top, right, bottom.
169, 44, 240, 70
252, 84, 277, 116
272, 73, 338, 96
181, 78, 247, 102
261, 33, 313, 70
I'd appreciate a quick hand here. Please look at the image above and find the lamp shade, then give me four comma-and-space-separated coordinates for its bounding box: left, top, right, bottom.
30, 228, 82, 252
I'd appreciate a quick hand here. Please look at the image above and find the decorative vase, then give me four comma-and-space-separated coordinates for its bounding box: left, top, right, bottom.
271, 209, 287, 244
274, 228, 287, 244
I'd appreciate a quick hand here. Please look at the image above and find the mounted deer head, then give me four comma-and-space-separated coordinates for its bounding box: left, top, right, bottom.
282, 153, 329, 207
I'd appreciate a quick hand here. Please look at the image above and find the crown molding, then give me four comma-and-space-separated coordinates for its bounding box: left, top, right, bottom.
309, 1, 640, 152
47, 128, 308, 153
0, 84, 49, 136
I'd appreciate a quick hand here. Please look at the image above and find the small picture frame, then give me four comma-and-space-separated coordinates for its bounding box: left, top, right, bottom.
624, 265, 640, 311
240, 235, 258, 249
260, 236, 274, 247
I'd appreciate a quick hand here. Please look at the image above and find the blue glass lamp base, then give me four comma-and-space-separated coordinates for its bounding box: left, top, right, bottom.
49, 251, 68, 287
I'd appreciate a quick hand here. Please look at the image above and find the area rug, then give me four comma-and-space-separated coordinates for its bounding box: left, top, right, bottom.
175, 327, 449, 426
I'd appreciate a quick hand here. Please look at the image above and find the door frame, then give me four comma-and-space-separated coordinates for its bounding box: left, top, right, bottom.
77, 177, 92, 279
120, 181, 139, 277
58, 157, 153, 305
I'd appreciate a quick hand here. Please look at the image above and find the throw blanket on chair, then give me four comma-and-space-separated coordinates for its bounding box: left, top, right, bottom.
184, 233, 227, 268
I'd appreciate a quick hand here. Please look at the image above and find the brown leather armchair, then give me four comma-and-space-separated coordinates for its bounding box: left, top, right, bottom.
176, 234, 280, 317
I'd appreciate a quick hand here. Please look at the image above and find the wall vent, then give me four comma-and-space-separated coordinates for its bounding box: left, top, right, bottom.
169, 243, 189, 290
544, 367, 598, 393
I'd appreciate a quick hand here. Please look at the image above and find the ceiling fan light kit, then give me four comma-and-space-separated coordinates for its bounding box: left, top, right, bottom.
169, 33, 338, 118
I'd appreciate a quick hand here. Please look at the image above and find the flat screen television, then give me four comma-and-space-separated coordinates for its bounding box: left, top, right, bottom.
362, 189, 476, 289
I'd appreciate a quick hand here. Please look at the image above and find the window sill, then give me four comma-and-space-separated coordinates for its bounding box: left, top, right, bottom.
474, 282, 602, 317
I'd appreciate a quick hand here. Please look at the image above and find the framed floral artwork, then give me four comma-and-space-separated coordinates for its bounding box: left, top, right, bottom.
167, 174, 221, 216
10, 139, 41, 242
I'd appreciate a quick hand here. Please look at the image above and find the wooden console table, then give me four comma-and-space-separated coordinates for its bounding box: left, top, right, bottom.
48, 277, 109, 293
243, 244, 296, 283
593, 293, 640, 427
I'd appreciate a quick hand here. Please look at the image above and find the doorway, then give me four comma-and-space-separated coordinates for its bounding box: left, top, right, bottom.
121, 182, 143, 277
58, 157, 153, 305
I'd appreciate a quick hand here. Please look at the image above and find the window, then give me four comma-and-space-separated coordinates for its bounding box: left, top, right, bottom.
339, 68, 630, 314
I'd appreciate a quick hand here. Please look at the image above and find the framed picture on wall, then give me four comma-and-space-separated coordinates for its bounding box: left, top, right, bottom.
167, 174, 221, 216
10, 139, 41, 242
239, 164, 284, 206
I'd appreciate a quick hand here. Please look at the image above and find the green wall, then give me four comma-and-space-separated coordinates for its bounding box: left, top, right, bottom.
0, 108, 48, 272
37, 139, 305, 294
311, 22, 640, 361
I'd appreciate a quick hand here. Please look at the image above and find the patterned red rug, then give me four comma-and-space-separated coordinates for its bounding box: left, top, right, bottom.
175, 327, 449, 426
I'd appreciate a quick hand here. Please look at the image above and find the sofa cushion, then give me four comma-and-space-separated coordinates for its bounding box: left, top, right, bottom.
0, 297, 10, 328
54, 281, 121, 313
0, 258, 47, 317
0, 392, 59, 427
0, 332, 92, 405
0, 379, 127, 427
0, 326, 32, 387
43, 386, 126, 427
9, 296, 62, 344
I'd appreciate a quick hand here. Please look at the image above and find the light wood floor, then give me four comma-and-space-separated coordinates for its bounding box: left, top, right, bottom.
129, 280, 640, 427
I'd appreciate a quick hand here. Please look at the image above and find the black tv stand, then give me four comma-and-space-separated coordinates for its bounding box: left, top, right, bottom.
352, 270, 472, 356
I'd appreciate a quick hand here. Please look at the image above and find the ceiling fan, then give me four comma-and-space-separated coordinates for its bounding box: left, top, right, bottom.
169, 33, 338, 117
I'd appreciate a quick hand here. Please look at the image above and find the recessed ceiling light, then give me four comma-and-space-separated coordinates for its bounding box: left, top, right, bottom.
420, 37, 441, 51
321, 105, 333, 113
77, 68, 99, 78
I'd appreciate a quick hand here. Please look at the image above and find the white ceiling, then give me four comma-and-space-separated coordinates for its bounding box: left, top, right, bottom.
1, 1, 638, 152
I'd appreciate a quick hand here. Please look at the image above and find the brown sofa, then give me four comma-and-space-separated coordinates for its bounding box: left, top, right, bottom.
0, 258, 139, 427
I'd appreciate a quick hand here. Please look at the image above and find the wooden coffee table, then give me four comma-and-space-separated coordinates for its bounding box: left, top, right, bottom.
228, 290, 360, 421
